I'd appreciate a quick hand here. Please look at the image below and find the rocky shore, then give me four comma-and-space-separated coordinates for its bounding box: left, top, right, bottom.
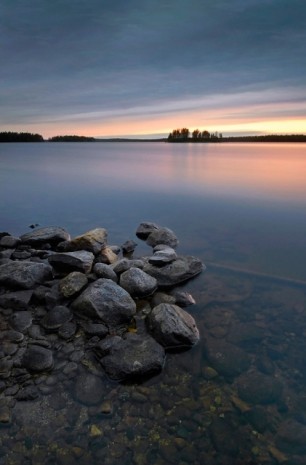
0, 223, 203, 401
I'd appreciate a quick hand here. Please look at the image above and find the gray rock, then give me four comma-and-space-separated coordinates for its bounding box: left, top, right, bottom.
146, 227, 179, 248
48, 250, 94, 274
41, 305, 72, 330
119, 268, 157, 297
148, 247, 177, 265
143, 255, 204, 288
170, 290, 196, 307
74, 373, 105, 405
0, 329, 24, 343
112, 258, 144, 275
210, 417, 239, 456
9, 311, 32, 333
136, 222, 160, 239
147, 303, 200, 349
93, 263, 118, 282
58, 320, 77, 339
236, 371, 283, 404
205, 338, 251, 378
0, 260, 53, 289
0, 290, 33, 309
71, 278, 136, 329
0, 235, 21, 248
20, 227, 70, 245
81, 322, 108, 338
70, 228, 108, 254
22, 345, 54, 372
121, 240, 138, 254
59, 271, 88, 297
98, 333, 165, 381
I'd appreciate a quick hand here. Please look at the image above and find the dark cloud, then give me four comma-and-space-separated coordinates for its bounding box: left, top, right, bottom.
1, 0, 305, 131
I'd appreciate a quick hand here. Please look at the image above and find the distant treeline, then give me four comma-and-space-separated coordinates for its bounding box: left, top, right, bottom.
167, 128, 306, 143
0, 131, 44, 142
48, 135, 96, 142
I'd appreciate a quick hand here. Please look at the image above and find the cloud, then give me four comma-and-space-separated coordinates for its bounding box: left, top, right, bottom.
1, 0, 306, 135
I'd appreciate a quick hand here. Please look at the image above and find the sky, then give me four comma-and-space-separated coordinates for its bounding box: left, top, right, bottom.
1, 0, 306, 138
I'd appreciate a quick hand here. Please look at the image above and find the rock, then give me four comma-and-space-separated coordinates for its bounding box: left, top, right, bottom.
205, 338, 251, 378
147, 303, 200, 349
22, 345, 54, 372
0, 290, 33, 310
71, 278, 136, 329
48, 251, 94, 274
121, 240, 138, 254
1, 329, 24, 343
119, 268, 157, 297
16, 385, 39, 401
151, 292, 176, 307
70, 228, 107, 254
98, 333, 165, 381
80, 322, 108, 338
0, 405, 12, 425
112, 258, 144, 275
9, 311, 32, 333
0, 235, 21, 247
41, 305, 72, 330
11, 249, 32, 259
20, 227, 70, 245
98, 246, 118, 264
59, 271, 88, 298
227, 323, 265, 346
136, 222, 160, 239
93, 263, 118, 281
74, 373, 105, 405
148, 247, 177, 265
276, 419, 306, 454
0, 261, 53, 289
210, 417, 239, 456
58, 320, 77, 339
170, 290, 196, 307
236, 371, 283, 404
146, 227, 179, 248
143, 255, 204, 288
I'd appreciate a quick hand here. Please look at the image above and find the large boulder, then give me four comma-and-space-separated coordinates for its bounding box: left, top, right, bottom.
71, 278, 136, 329
20, 227, 70, 245
147, 303, 200, 349
0, 261, 53, 290
143, 255, 204, 288
119, 268, 157, 297
48, 251, 94, 274
69, 228, 108, 254
146, 227, 179, 248
97, 333, 165, 381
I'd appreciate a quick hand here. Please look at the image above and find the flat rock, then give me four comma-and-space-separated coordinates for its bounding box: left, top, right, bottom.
205, 338, 251, 378
136, 222, 160, 239
74, 373, 105, 405
98, 333, 165, 381
119, 268, 157, 297
71, 278, 136, 330
112, 258, 144, 275
147, 303, 200, 349
59, 271, 88, 297
22, 345, 54, 372
236, 371, 283, 404
0, 260, 53, 289
20, 227, 70, 245
70, 228, 108, 254
0, 290, 33, 309
48, 250, 94, 274
146, 227, 179, 248
143, 255, 204, 288
41, 305, 72, 330
148, 247, 177, 265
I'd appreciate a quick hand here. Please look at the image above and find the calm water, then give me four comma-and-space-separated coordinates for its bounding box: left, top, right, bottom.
1, 142, 306, 464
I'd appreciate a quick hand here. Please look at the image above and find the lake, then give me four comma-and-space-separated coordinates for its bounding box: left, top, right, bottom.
1, 142, 306, 464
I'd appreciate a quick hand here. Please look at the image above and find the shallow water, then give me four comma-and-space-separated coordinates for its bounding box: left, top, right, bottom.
1, 142, 306, 464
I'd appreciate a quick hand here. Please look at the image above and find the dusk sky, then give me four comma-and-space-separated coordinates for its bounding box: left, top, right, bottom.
1, 0, 306, 138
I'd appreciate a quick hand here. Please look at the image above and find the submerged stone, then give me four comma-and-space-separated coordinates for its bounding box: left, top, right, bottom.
22, 345, 54, 372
